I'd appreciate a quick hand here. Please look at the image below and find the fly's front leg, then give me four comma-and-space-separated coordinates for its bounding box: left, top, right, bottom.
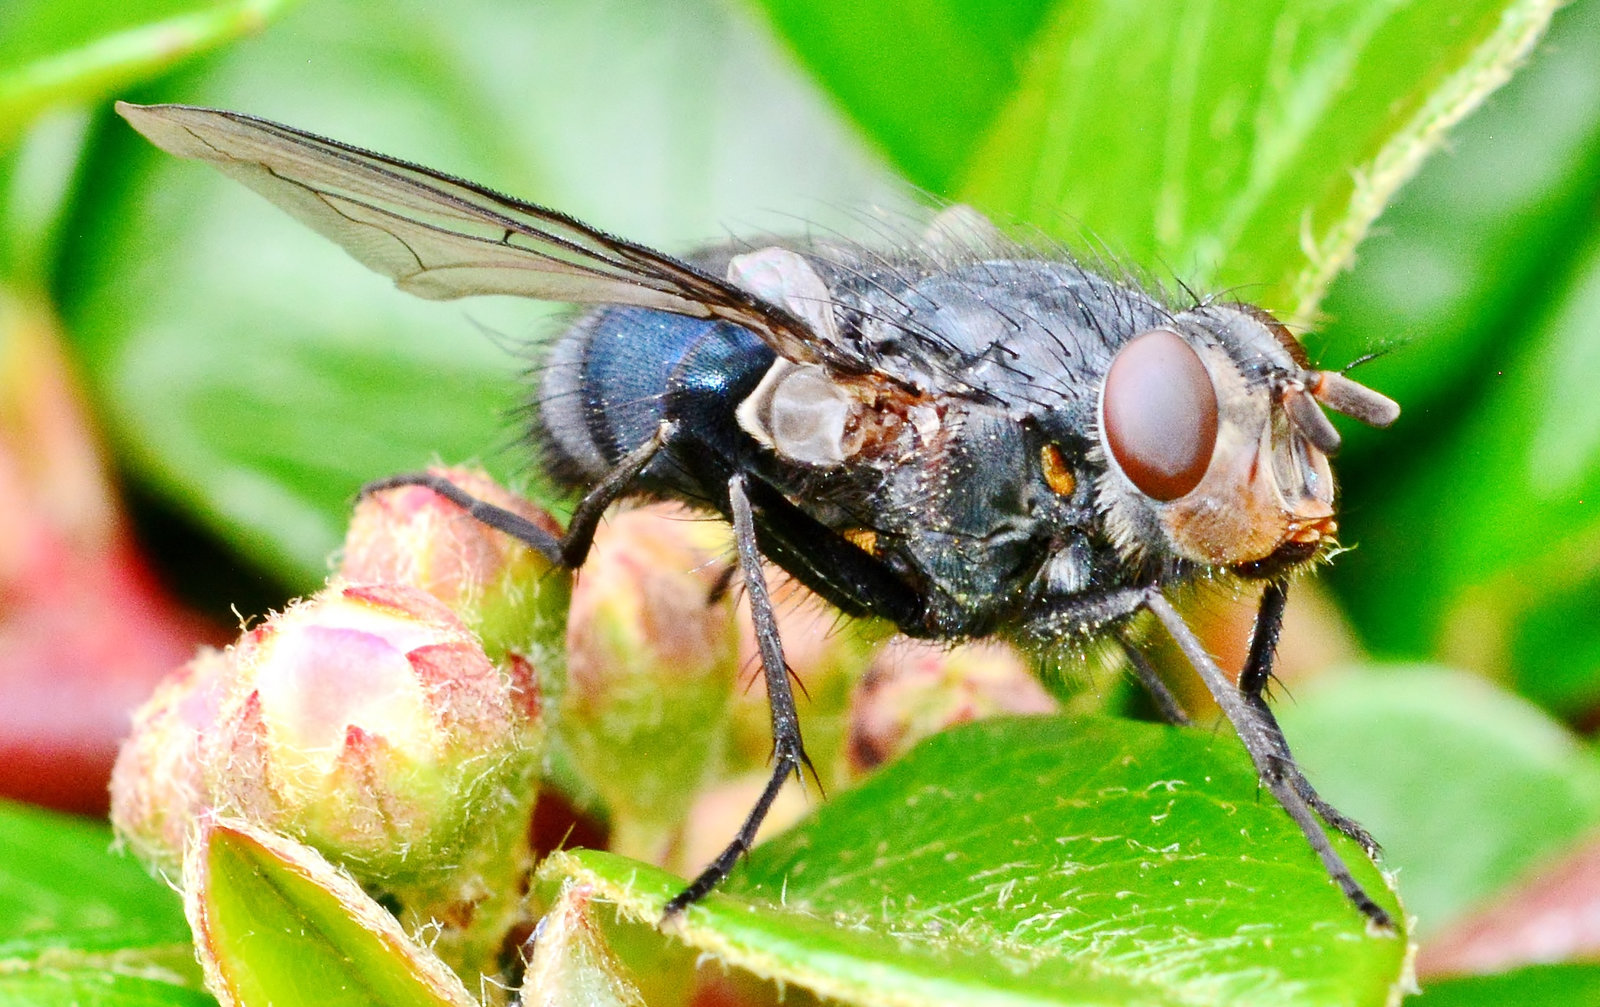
663, 470, 815, 918
1240, 580, 1379, 854
1025, 589, 1186, 718
359, 420, 676, 570
1238, 578, 1290, 698
555, 421, 678, 567
1145, 588, 1393, 929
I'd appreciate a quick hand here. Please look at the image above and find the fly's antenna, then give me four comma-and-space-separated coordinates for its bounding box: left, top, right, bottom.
1341, 348, 1393, 373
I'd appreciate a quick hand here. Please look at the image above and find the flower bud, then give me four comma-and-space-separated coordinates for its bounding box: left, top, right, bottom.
110, 647, 231, 877
113, 581, 546, 986
340, 466, 569, 671
559, 504, 739, 866
213, 583, 541, 855
846, 638, 1058, 777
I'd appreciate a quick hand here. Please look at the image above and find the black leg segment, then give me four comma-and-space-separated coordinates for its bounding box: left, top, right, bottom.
358, 420, 674, 571
663, 471, 815, 918
1117, 633, 1192, 726
557, 421, 676, 567
360, 471, 565, 565
364, 432, 814, 917
1238, 580, 1380, 854
1240, 578, 1290, 698
1144, 588, 1392, 930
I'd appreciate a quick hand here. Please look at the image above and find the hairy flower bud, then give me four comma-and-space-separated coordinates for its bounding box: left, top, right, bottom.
113, 581, 546, 987
109, 647, 231, 876
846, 638, 1058, 776
341, 466, 569, 670
213, 583, 541, 857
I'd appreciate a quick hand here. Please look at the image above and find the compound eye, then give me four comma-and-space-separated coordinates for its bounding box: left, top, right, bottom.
1102, 328, 1219, 502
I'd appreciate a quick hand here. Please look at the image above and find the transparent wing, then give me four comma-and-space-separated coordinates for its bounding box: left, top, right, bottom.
115, 102, 825, 364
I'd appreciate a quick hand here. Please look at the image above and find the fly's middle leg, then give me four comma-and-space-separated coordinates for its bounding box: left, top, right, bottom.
364, 427, 810, 917
1116, 634, 1192, 726
663, 470, 816, 917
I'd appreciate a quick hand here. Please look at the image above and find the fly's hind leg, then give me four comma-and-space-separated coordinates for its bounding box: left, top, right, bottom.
358, 420, 676, 569
663, 470, 815, 918
1144, 587, 1393, 929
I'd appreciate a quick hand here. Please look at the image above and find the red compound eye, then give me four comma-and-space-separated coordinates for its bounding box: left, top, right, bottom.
1102, 328, 1219, 502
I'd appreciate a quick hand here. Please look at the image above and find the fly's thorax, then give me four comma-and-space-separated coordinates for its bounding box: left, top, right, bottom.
1093, 305, 1361, 574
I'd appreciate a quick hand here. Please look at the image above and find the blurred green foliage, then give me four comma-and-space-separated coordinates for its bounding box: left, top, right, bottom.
0, 799, 207, 1005
1416, 962, 1600, 1006
1319, 0, 1600, 719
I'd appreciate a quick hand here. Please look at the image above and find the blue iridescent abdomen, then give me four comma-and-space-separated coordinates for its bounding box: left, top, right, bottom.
536, 306, 774, 490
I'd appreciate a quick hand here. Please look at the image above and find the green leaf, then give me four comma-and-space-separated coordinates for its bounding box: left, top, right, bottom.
0, 966, 216, 1007
1413, 963, 1600, 1006
0, 799, 207, 1006
1312, 0, 1600, 433
1291, 0, 1600, 721
540, 715, 1408, 1007
955, 0, 1561, 318
1277, 667, 1600, 936
761, 0, 1563, 316
0, 950, 216, 1007
0, 799, 190, 957
60, 0, 899, 587
0, 0, 297, 144
192, 822, 475, 1007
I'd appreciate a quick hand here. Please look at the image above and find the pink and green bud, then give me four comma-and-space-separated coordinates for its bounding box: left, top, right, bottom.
109, 647, 232, 877
219, 583, 543, 978
846, 638, 1058, 777
340, 466, 570, 673
113, 580, 546, 986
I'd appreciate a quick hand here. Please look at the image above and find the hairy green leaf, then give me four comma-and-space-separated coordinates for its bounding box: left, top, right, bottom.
758, 0, 1562, 319
542, 716, 1408, 1007
958, 0, 1560, 318
192, 823, 474, 1007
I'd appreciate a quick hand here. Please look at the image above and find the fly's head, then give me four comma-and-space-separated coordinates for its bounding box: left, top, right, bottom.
1093, 304, 1398, 578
